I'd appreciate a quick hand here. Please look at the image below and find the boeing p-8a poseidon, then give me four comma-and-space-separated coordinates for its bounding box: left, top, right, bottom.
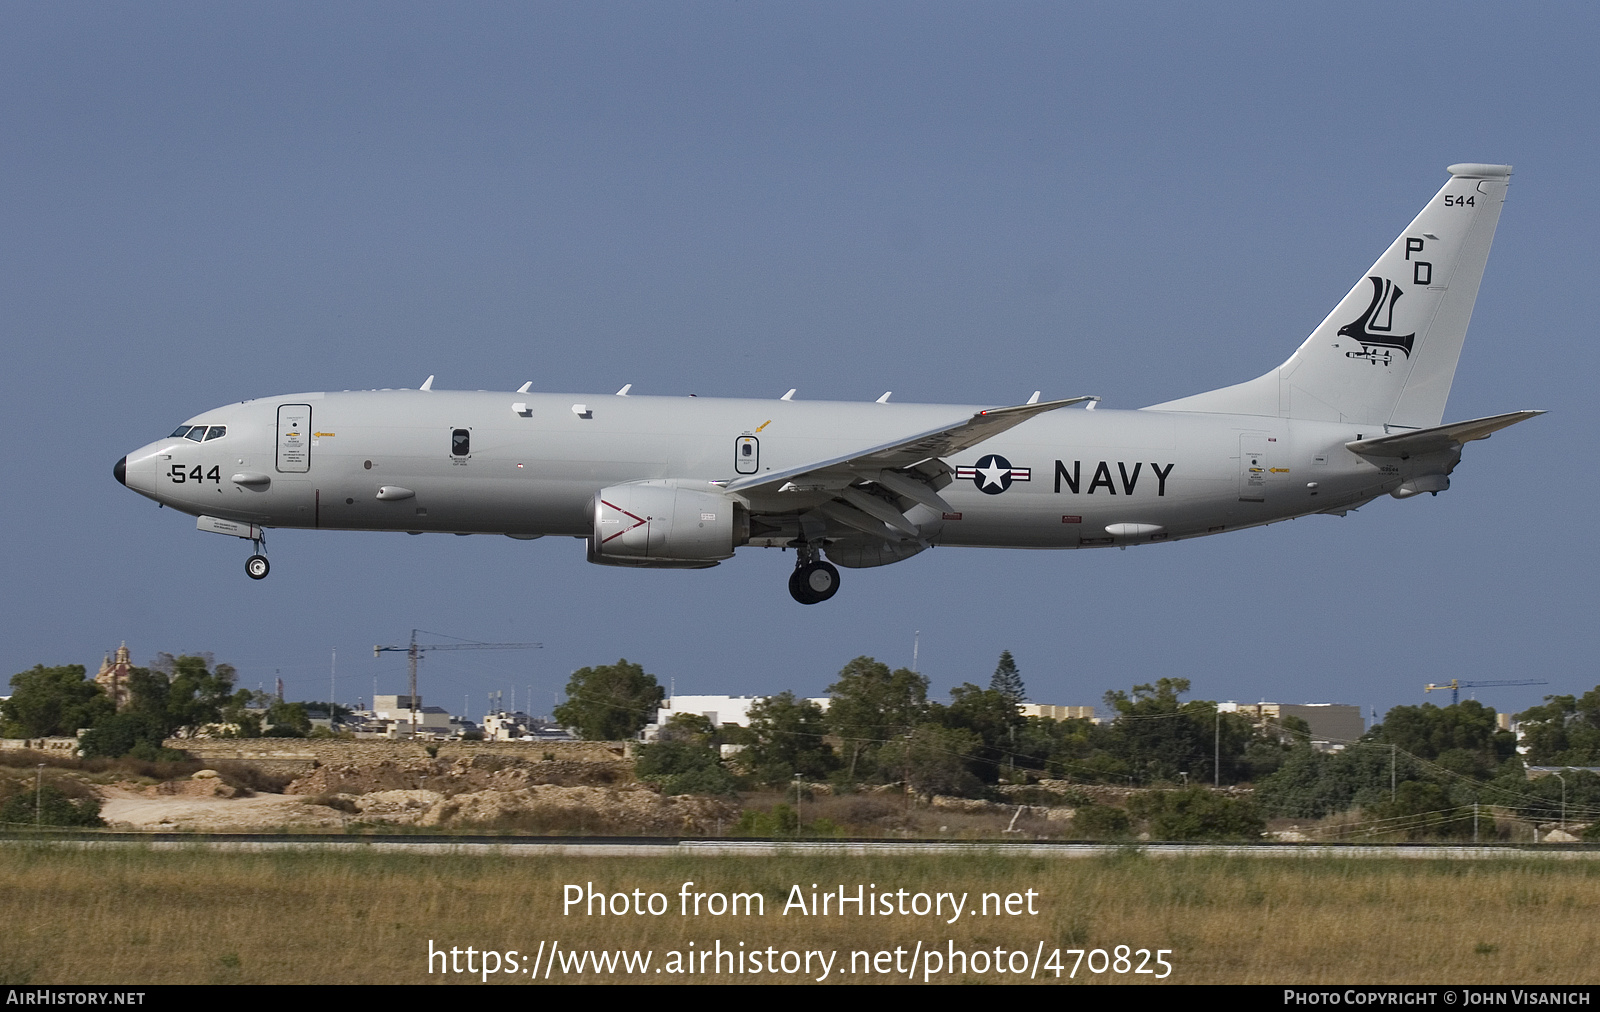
116, 164, 1539, 604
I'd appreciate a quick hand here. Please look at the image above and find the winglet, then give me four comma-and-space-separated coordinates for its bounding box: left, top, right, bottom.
420, 375, 435, 392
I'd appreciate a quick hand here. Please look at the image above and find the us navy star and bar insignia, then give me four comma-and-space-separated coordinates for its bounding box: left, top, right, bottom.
956, 454, 1031, 494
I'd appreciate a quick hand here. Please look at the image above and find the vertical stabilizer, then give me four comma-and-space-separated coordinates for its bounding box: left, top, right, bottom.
1148, 164, 1511, 427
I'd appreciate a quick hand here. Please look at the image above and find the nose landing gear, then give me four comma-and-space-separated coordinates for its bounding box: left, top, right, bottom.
787, 541, 839, 604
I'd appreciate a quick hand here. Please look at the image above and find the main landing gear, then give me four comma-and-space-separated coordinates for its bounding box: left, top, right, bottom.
787, 541, 839, 605
245, 533, 269, 580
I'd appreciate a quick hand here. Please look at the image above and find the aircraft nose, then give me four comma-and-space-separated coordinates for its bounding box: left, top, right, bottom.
114, 456, 127, 486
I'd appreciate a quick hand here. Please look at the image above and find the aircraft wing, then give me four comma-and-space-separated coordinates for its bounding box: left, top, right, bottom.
1345, 410, 1545, 459
722, 396, 1094, 496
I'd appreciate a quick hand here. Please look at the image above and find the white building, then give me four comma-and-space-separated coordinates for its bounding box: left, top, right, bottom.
1018, 703, 1096, 722
369, 694, 456, 739
641, 694, 830, 741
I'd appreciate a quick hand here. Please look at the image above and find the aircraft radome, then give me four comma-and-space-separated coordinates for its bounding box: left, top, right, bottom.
116, 164, 1540, 604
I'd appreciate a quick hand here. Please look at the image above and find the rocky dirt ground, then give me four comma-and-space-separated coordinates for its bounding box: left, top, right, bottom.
89, 756, 737, 835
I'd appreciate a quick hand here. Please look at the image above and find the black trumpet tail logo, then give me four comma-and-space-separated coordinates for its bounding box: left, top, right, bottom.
1338, 276, 1415, 365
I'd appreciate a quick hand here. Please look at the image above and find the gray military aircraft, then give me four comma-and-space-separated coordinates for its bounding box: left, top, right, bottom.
116, 163, 1539, 604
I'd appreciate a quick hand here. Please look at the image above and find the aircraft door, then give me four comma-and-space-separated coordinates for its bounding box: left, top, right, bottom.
277, 404, 312, 473
734, 436, 759, 475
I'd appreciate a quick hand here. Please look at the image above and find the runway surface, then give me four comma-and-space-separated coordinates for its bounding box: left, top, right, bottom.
3, 834, 1597, 860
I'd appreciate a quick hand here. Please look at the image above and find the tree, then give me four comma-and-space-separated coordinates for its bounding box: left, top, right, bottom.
134, 654, 239, 739
78, 710, 175, 760
264, 700, 311, 737
1367, 700, 1516, 776
1252, 745, 1423, 820
1362, 781, 1474, 841
1516, 687, 1600, 766
826, 656, 928, 781
743, 691, 836, 784
1102, 678, 1234, 784
658, 712, 716, 746
939, 683, 1025, 782
1, 665, 114, 738
80, 653, 236, 758
876, 723, 985, 798
220, 689, 266, 737
552, 659, 663, 740
989, 650, 1025, 702
1038, 715, 1127, 783
1493, 769, 1600, 827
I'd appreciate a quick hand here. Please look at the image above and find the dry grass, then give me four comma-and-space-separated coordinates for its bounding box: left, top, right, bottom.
0, 845, 1596, 985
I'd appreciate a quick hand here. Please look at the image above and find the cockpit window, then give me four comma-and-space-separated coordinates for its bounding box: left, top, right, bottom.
184, 427, 206, 442
203, 426, 226, 441
170, 426, 193, 438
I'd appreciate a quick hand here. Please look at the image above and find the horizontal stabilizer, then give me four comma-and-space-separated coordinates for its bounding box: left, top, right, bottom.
1346, 410, 1545, 459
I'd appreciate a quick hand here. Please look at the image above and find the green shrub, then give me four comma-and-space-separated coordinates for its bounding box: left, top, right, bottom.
1070, 803, 1132, 839
1127, 788, 1264, 841
0, 785, 105, 828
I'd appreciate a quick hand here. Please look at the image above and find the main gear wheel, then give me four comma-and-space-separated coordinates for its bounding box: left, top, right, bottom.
788, 560, 840, 604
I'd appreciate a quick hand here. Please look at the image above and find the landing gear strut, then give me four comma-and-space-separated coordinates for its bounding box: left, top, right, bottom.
787, 541, 839, 604
245, 533, 269, 580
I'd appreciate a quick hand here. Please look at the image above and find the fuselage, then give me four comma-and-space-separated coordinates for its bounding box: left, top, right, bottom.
117, 388, 1404, 549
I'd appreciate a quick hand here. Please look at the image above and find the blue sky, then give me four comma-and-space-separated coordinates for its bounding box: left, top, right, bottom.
3, 3, 1594, 726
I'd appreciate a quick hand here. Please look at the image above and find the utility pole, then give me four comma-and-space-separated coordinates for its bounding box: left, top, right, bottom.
1214, 708, 1221, 788
374, 630, 541, 738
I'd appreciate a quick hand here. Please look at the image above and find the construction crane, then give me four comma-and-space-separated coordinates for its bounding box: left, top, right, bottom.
374, 629, 542, 737
1424, 678, 1547, 707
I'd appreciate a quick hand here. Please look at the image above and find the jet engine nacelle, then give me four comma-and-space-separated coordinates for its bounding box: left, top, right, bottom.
589, 480, 744, 568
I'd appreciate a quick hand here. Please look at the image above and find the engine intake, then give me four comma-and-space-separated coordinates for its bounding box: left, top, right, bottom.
589, 481, 743, 566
